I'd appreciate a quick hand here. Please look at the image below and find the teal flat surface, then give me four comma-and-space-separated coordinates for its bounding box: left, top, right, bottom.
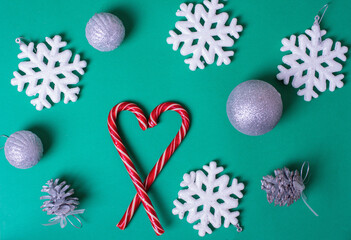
0, 0, 350, 239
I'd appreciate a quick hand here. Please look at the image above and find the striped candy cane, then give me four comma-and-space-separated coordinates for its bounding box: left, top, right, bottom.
117, 103, 190, 230
108, 102, 164, 235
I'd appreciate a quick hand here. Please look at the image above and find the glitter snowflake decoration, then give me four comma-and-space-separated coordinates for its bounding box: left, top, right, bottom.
167, 0, 243, 71
172, 161, 244, 237
277, 21, 348, 101
12, 35, 87, 110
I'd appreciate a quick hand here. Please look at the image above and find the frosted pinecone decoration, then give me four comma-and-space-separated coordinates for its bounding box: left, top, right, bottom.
261, 167, 303, 206
40, 179, 85, 228
261, 162, 318, 216
173, 161, 244, 236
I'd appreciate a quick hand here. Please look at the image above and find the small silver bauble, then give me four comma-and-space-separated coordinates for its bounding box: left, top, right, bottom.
85, 12, 125, 52
226, 80, 283, 136
4, 130, 43, 169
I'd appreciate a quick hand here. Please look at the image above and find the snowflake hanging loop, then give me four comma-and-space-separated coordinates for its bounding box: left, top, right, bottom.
173, 161, 244, 237
277, 19, 348, 101
12, 35, 87, 110
167, 0, 243, 71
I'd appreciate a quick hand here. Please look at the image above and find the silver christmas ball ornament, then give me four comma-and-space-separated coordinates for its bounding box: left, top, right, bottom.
4, 130, 43, 169
85, 13, 125, 52
226, 80, 283, 136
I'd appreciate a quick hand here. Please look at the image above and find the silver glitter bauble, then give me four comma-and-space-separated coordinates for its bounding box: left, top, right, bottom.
4, 130, 43, 169
226, 80, 283, 136
85, 13, 125, 52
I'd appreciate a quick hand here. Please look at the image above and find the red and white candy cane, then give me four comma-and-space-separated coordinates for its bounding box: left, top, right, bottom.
108, 102, 164, 235
117, 103, 190, 230
107, 102, 190, 235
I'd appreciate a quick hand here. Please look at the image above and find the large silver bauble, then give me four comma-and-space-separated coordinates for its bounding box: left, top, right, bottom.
226, 80, 283, 136
4, 131, 43, 169
85, 13, 125, 52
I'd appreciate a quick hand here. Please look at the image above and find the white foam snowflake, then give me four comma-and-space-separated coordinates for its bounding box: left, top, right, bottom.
167, 0, 243, 71
277, 21, 348, 101
12, 35, 87, 110
172, 161, 244, 237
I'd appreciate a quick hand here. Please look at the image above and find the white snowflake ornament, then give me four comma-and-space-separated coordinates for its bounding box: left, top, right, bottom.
173, 161, 244, 237
167, 0, 243, 71
12, 35, 87, 110
277, 18, 348, 101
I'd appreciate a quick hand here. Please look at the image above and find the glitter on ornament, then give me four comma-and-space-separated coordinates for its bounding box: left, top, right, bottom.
86, 13, 125, 52
12, 35, 87, 110
167, 0, 243, 71
173, 161, 244, 237
226, 80, 283, 136
3, 130, 43, 169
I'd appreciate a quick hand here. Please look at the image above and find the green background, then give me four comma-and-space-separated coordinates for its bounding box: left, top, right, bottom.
0, 0, 350, 239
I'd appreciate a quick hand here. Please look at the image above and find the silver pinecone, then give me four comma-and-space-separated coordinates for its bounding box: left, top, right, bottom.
40, 178, 85, 228
261, 167, 304, 206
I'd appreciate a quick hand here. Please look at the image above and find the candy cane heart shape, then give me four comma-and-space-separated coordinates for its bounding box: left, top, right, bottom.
107, 102, 190, 235
108, 102, 164, 235
117, 103, 190, 230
